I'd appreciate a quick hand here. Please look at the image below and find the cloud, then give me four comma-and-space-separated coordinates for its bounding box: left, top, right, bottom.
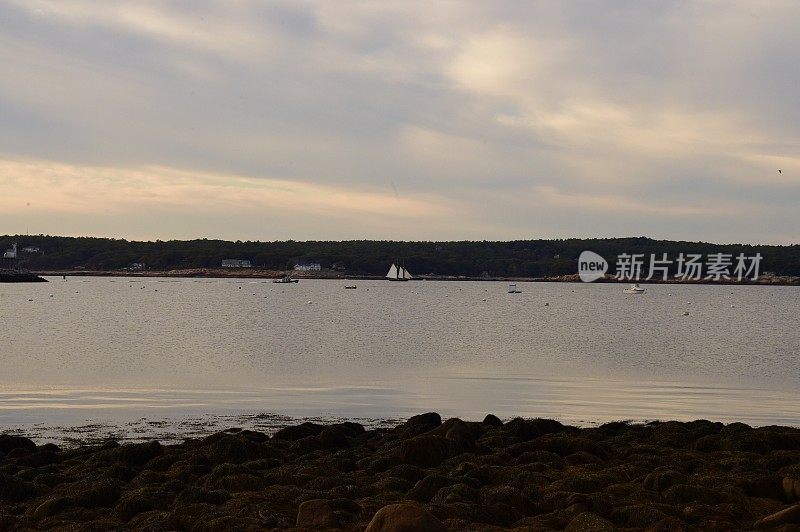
0, 1, 798, 243
0, 158, 462, 239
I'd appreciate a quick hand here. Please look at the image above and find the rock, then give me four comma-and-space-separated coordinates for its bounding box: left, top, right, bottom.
444, 420, 477, 450
91, 440, 163, 467
432, 483, 478, 505
643, 470, 686, 492
784, 476, 800, 501
15, 450, 59, 468
201, 433, 278, 464
662, 484, 726, 506
296, 499, 339, 528
365, 503, 446, 532
382, 464, 425, 484
564, 511, 617, 531
407, 413, 441, 426
480, 485, 525, 508
482, 414, 503, 427
408, 474, 451, 502
114, 487, 172, 521
400, 435, 459, 468
64, 476, 122, 508
736, 473, 784, 500
273, 422, 324, 441
692, 435, 721, 452
0, 473, 39, 502
611, 504, 667, 528
504, 418, 565, 441
203, 463, 267, 492
127, 510, 176, 530
319, 426, 351, 448
174, 486, 230, 506
31, 496, 75, 520
0, 434, 36, 454
755, 504, 800, 528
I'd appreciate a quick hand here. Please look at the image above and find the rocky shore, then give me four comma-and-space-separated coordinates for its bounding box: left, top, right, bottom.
0, 272, 48, 283
2, 414, 800, 530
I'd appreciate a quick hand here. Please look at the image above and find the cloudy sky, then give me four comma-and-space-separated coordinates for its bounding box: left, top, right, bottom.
0, 1, 798, 243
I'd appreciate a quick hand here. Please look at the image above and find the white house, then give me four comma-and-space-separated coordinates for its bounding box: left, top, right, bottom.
222, 259, 252, 268
293, 262, 321, 271
3, 243, 17, 259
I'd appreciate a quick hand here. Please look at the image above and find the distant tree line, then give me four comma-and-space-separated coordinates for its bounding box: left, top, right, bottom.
1, 235, 798, 278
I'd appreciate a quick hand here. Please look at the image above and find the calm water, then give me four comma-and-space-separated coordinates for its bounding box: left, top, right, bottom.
1, 277, 798, 443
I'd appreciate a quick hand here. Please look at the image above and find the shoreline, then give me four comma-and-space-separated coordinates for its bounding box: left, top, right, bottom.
1, 414, 799, 529
31, 269, 800, 286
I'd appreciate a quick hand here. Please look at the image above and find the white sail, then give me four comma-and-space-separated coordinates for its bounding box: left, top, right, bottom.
386, 264, 398, 279
401, 267, 413, 279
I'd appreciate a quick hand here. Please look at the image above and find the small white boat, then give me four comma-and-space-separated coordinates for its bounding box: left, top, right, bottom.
507, 283, 521, 294
623, 283, 646, 294
344, 284, 357, 289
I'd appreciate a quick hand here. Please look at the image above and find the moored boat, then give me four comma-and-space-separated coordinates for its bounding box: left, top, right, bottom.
623, 283, 646, 294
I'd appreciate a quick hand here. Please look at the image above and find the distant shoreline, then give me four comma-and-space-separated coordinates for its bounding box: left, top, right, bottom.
32, 268, 800, 286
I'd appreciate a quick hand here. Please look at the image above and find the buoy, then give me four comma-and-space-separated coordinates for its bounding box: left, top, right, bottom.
545, 302, 549, 306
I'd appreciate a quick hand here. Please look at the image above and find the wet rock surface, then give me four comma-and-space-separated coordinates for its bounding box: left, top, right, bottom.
1, 416, 799, 530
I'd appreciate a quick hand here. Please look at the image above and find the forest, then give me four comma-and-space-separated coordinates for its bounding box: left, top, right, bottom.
2, 235, 799, 278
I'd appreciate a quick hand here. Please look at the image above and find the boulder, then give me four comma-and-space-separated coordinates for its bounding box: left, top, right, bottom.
64, 476, 122, 508
365, 503, 446, 532
114, 487, 172, 521
784, 476, 800, 501
0, 473, 39, 502
31, 496, 75, 520
504, 418, 565, 441
0, 434, 36, 454
565, 511, 617, 531
399, 413, 443, 438
273, 422, 324, 441
296, 499, 338, 528
90, 441, 163, 467
407, 413, 441, 426
755, 504, 800, 528
400, 435, 460, 468
482, 414, 503, 428
643, 470, 686, 492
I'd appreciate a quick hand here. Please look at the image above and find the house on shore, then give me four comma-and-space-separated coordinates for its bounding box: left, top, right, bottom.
294, 262, 321, 272
222, 259, 252, 268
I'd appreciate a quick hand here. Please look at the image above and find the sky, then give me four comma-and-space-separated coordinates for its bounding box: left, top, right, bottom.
0, 1, 798, 244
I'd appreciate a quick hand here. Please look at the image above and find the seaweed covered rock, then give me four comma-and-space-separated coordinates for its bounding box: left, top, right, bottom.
364, 502, 446, 532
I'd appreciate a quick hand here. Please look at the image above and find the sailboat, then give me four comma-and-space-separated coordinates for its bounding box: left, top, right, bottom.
386, 263, 412, 281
